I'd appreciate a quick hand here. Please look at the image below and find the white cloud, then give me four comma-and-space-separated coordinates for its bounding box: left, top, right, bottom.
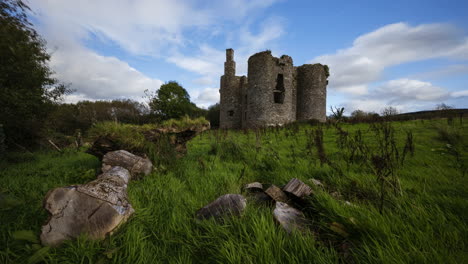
311, 23, 468, 95
193, 88, 220, 108
49, 43, 163, 102
451, 90, 468, 98
341, 78, 468, 113
375, 78, 449, 102
166, 15, 286, 108
29, 0, 281, 106
410, 64, 468, 80
30, 0, 281, 57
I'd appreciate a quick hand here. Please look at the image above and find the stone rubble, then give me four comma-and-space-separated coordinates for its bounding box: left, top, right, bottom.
196, 194, 247, 220
283, 178, 313, 198
273, 202, 308, 233
264, 184, 289, 203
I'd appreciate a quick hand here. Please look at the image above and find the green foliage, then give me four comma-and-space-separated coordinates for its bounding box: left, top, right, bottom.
45, 99, 150, 135
0, 0, 70, 147
329, 106, 345, 122
350, 109, 380, 123
323, 64, 330, 78
0, 118, 467, 263
147, 81, 204, 121
160, 115, 209, 130
87, 116, 209, 170
206, 103, 220, 128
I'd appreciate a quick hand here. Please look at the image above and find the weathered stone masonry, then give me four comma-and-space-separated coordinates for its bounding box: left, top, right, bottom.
219, 49, 328, 129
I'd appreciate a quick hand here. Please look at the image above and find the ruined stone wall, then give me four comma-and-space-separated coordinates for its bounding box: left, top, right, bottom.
219, 49, 328, 129
245, 51, 295, 128
219, 49, 242, 129
240, 76, 248, 128
296, 64, 328, 122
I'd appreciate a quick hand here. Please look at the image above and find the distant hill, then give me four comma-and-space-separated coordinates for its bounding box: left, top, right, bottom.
393, 108, 468, 120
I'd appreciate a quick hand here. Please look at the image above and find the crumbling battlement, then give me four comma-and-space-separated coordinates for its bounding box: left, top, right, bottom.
220, 49, 328, 129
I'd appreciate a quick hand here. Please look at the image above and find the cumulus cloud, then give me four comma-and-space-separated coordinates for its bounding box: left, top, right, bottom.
165, 16, 286, 107
451, 90, 468, 98
375, 79, 449, 102
311, 23, 468, 95
193, 88, 220, 108
29, 0, 281, 105
410, 64, 468, 80
30, 0, 281, 57
342, 78, 468, 113
50, 45, 163, 101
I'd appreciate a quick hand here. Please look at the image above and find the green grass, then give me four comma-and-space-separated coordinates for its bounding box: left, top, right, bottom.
1, 118, 467, 263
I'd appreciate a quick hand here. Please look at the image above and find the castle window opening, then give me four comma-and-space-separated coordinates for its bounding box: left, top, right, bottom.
228, 110, 234, 116
274, 74, 285, 104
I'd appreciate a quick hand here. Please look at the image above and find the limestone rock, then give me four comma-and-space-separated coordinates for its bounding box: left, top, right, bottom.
196, 194, 247, 220
102, 150, 152, 178
265, 185, 289, 203
40, 166, 134, 246
283, 178, 313, 198
244, 182, 263, 192
273, 202, 307, 233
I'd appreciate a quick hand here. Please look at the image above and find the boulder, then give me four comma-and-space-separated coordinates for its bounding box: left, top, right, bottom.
196, 194, 247, 220
265, 185, 289, 203
40, 166, 134, 246
273, 202, 308, 233
283, 178, 313, 198
102, 150, 152, 178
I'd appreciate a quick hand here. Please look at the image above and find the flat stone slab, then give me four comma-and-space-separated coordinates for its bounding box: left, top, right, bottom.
102, 150, 153, 178
196, 194, 247, 220
283, 178, 313, 198
40, 167, 134, 246
265, 185, 289, 203
273, 202, 308, 233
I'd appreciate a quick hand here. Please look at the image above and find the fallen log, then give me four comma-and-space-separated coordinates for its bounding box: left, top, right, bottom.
102, 150, 153, 178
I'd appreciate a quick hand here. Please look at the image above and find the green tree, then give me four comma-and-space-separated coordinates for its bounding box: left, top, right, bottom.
147, 81, 200, 121
0, 0, 69, 147
206, 103, 220, 128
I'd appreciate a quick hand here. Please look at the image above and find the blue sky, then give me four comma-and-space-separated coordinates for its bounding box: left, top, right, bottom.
29, 0, 468, 113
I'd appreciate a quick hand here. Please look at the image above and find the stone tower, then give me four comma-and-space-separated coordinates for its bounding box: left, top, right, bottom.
219, 49, 244, 129
219, 49, 328, 129
246, 51, 296, 128
296, 64, 328, 122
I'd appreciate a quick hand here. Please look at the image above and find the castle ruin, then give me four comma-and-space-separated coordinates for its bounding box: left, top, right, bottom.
219, 49, 328, 129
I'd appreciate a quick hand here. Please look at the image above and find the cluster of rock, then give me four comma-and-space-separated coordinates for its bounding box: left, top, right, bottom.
40, 150, 153, 246
196, 178, 324, 233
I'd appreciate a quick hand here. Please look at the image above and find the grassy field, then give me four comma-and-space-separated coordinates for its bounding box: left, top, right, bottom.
0, 118, 467, 263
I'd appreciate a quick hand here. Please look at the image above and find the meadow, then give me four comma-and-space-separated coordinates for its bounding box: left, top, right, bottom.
0, 118, 467, 264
